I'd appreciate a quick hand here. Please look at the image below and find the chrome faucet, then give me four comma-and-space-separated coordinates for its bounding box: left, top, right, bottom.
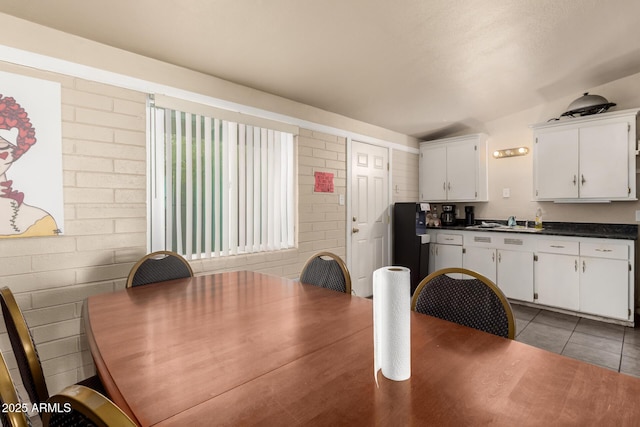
507, 216, 516, 227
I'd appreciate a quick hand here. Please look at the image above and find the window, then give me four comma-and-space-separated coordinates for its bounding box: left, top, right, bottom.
148, 96, 296, 259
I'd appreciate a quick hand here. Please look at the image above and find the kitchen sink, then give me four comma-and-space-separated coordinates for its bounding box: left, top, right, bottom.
466, 224, 543, 232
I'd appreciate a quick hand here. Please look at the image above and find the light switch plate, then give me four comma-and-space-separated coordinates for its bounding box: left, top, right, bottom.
339, 194, 345, 206
502, 188, 510, 198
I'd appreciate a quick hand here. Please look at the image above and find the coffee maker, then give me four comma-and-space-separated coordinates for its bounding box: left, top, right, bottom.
465, 206, 475, 226
440, 204, 456, 225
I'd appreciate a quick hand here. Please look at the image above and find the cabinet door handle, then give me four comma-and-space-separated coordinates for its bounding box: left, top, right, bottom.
443, 182, 446, 190
582, 260, 586, 272
581, 174, 586, 185
492, 252, 495, 262
575, 260, 578, 272
550, 245, 565, 248
498, 252, 502, 262
595, 248, 613, 252
447, 182, 451, 191
573, 175, 577, 186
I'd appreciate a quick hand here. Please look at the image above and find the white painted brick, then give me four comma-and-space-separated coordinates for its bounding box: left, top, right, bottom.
64, 188, 114, 204
67, 140, 145, 160
75, 263, 131, 283
75, 204, 144, 220
3, 270, 77, 294
115, 189, 146, 203
63, 88, 114, 110
32, 250, 115, 272
23, 304, 77, 328
36, 336, 79, 360
75, 172, 145, 189
74, 79, 146, 103
63, 219, 115, 236
63, 155, 114, 172
45, 369, 78, 396
31, 282, 114, 309
42, 352, 83, 376
114, 98, 145, 116
114, 159, 145, 175
63, 122, 113, 143
31, 318, 81, 344
0, 255, 32, 275
114, 129, 145, 147
75, 108, 143, 132
76, 232, 145, 251
115, 218, 146, 233
0, 237, 75, 257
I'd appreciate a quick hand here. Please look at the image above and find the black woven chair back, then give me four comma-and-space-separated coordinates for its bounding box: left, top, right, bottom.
300, 252, 351, 294
412, 268, 515, 339
0, 287, 49, 409
0, 351, 31, 427
127, 251, 193, 287
42, 385, 136, 427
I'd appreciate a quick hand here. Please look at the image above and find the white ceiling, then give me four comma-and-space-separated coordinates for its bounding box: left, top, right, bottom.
2, 1, 640, 139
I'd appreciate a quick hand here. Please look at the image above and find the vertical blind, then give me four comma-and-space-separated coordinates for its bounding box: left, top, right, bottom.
149, 101, 296, 259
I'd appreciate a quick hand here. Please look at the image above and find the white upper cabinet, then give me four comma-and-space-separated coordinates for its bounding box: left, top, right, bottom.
419, 134, 488, 202
532, 109, 638, 202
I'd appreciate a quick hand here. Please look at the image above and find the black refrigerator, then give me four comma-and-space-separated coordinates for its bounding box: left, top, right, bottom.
392, 202, 430, 295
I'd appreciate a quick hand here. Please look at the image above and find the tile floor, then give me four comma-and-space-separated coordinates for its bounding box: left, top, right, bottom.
512, 303, 640, 377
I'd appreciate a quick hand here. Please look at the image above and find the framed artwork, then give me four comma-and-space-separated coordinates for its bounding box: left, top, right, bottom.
314, 171, 334, 193
0, 71, 63, 238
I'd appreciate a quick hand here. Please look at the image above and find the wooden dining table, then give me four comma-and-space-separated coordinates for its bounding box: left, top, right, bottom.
84, 270, 640, 426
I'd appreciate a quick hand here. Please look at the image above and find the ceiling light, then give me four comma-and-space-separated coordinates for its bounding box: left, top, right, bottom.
493, 147, 529, 159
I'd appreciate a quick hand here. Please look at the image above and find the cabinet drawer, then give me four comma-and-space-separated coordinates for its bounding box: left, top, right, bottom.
580, 242, 628, 260
537, 240, 579, 255
436, 233, 463, 245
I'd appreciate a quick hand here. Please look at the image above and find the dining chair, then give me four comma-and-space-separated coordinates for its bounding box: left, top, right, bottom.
300, 251, 352, 294
411, 267, 515, 339
42, 385, 136, 427
126, 250, 194, 288
0, 351, 31, 427
0, 287, 104, 419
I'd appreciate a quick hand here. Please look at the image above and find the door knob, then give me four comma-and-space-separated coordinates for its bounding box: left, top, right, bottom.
352, 227, 360, 233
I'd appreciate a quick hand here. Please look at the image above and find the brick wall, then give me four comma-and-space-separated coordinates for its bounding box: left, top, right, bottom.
392, 149, 419, 203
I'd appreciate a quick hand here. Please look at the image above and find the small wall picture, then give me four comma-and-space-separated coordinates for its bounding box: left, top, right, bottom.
314, 171, 334, 193
0, 71, 63, 238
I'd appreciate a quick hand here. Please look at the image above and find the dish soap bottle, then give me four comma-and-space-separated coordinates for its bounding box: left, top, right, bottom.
535, 208, 543, 229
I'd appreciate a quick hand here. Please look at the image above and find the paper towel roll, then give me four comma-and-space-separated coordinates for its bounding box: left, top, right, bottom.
373, 266, 411, 385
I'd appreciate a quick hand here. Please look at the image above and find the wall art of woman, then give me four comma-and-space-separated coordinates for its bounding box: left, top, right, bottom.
0, 94, 58, 238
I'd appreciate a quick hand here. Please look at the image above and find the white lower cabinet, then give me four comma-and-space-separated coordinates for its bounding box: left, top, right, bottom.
428, 229, 634, 325
535, 253, 579, 310
463, 241, 534, 302
497, 249, 534, 302
432, 233, 463, 278
463, 246, 496, 282
535, 238, 631, 322
580, 257, 629, 320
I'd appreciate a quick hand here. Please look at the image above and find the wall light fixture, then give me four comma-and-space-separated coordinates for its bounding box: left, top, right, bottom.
492, 147, 529, 159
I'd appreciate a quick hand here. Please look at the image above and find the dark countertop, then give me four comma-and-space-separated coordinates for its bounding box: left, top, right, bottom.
418, 221, 638, 240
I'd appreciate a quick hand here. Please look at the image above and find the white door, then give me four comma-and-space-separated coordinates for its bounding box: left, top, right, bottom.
350, 141, 389, 297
